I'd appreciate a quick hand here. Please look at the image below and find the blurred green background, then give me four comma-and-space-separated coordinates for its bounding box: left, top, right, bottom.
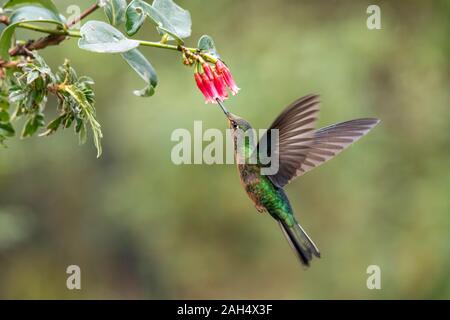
0, 0, 449, 299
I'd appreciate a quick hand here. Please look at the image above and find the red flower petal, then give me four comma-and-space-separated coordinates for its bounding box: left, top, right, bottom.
202, 63, 214, 81
213, 71, 228, 100
194, 73, 213, 103
215, 60, 240, 96
201, 73, 219, 102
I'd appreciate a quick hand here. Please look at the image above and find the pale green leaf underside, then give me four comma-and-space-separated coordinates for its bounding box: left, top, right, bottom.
122, 48, 158, 97
3, 0, 59, 15
0, 6, 64, 60
125, 0, 191, 43
103, 0, 127, 26
198, 34, 220, 59
78, 20, 140, 53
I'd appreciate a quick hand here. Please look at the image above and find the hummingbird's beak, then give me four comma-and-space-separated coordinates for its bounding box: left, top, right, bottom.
216, 99, 231, 119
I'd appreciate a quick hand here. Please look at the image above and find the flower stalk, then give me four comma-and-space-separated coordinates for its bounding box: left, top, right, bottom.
7, 22, 218, 63
1, 3, 236, 107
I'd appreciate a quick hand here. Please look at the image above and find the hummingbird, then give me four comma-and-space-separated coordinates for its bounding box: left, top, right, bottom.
216, 95, 379, 267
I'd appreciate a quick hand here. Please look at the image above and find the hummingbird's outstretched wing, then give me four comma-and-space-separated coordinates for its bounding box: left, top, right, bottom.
257, 94, 320, 188
293, 118, 380, 178
259, 95, 379, 188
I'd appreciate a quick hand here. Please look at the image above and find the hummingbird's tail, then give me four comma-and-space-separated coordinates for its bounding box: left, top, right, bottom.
278, 220, 320, 267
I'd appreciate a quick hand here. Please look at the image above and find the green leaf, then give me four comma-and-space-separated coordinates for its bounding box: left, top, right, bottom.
0, 6, 64, 60
63, 115, 73, 128
3, 0, 59, 15
63, 84, 103, 157
125, 0, 191, 42
103, 0, 127, 26
26, 70, 40, 84
0, 109, 10, 122
78, 20, 140, 54
78, 121, 87, 145
21, 112, 44, 138
40, 114, 63, 136
0, 122, 15, 137
122, 48, 158, 97
8, 5, 62, 22
198, 35, 220, 59
125, 0, 156, 36
152, 0, 191, 39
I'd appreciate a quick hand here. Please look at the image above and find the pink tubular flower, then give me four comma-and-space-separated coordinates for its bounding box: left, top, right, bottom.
194, 60, 239, 104
201, 72, 219, 102
212, 70, 228, 100
215, 60, 226, 73
215, 60, 240, 95
194, 73, 214, 103
202, 63, 214, 80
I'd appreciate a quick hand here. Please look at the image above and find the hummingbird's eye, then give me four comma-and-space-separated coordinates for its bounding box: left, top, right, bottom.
231, 121, 238, 129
